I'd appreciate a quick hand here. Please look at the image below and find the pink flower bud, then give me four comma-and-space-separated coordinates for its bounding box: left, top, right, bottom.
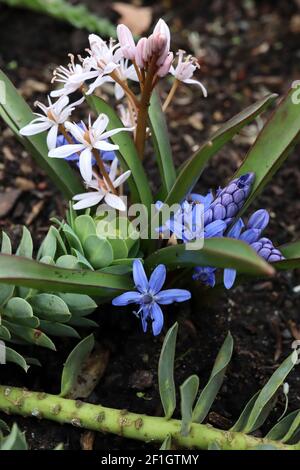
135, 37, 148, 68
117, 24, 136, 60
157, 52, 174, 77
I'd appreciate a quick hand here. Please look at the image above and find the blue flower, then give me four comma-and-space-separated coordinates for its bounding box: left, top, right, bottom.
193, 266, 216, 287
112, 259, 191, 336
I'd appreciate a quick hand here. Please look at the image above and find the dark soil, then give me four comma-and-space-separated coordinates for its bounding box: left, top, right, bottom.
1, 0, 300, 450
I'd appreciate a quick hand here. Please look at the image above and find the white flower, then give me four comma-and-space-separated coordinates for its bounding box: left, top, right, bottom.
153, 18, 171, 66
51, 54, 98, 98
86, 35, 123, 95
170, 50, 207, 97
49, 114, 134, 183
87, 58, 138, 99
20, 95, 84, 150
117, 104, 134, 128
73, 158, 131, 211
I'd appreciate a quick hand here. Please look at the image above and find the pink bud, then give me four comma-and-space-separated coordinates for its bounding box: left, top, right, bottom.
117, 24, 136, 60
157, 52, 174, 77
135, 37, 148, 69
152, 33, 167, 55
153, 19, 170, 51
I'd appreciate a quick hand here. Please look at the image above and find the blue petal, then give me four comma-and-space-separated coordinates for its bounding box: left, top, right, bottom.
156, 289, 191, 305
149, 264, 166, 295
227, 218, 244, 239
240, 228, 261, 244
140, 306, 150, 333
133, 259, 149, 293
112, 291, 142, 306
205, 220, 226, 238
190, 191, 213, 210
247, 209, 269, 231
223, 268, 237, 289
150, 303, 164, 336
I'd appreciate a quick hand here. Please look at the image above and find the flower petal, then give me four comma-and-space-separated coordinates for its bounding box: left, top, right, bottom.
49, 144, 85, 159
183, 78, 208, 97
79, 148, 93, 182
149, 264, 166, 295
133, 259, 149, 293
112, 291, 142, 306
114, 82, 125, 100
156, 289, 191, 305
73, 193, 103, 210
20, 120, 51, 136
104, 193, 126, 211
150, 303, 164, 336
113, 170, 131, 188
94, 141, 119, 151
46, 124, 58, 150
223, 268, 237, 290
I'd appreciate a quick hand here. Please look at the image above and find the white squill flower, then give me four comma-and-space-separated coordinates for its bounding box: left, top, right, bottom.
170, 50, 207, 97
20, 95, 84, 150
73, 158, 131, 212
51, 54, 98, 97
49, 114, 134, 183
86, 35, 123, 95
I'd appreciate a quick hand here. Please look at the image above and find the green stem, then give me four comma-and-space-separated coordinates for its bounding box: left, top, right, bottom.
0, 386, 298, 450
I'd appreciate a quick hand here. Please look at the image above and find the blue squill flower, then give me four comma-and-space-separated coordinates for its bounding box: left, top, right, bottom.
112, 259, 191, 336
192, 266, 216, 287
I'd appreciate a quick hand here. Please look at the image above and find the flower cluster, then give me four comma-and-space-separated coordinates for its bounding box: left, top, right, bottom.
19, 18, 207, 214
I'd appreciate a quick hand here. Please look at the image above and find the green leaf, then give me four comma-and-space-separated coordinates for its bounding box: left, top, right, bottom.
58, 293, 97, 316
107, 238, 128, 260
164, 93, 277, 205
230, 391, 260, 432
68, 316, 98, 328
158, 322, 178, 419
0, 69, 83, 199
145, 238, 274, 276
0, 284, 14, 307
39, 320, 80, 339
192, 332, 233, 423
180, 374, 199, 436
16, 226, 33, 258
60, 334, 94, 397
3, 320, 56, 350
233, 88, 300, 216
71, 249, 94, 270
1, 232, 12, 254
86, 95, 153, 210
56, 255, 81, 269
74, 215, 96, 244
5, 347, 30, 372
0, 423, 28, 450
0, 325, 11, 341
5, 297, 39, 328
63, 224, 84, 253
266, 409, 300, 442
0, 420, 9, 433
29, 294, 71, 323
37, 226, 57, 260
0, 253, 132, 296
271, 241, 300, 270
83, 236, 114, 269
243, 353, 296, 433
149, 90, 176, 198
160, 435, 172, 450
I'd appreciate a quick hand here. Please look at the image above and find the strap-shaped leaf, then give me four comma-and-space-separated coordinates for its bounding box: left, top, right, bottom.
164, 94, 277, 205
37, 226, 57, 260
86, 95, 153, 210
233, 87, 300, 216
0, 253, 132, 296
145, 238, 274, 276
242, 353, 297, 433
3, 320, 56, 350
60, 334, 94, 397
230, 391, 260, 432
192, 332, 233, 423
160, 435, 172, 450
266, 410, 300, 443
39, 320, 80, 339
29, 294, 71, 323
272, 241, 300, 270
180, 375, 199, 435
158, 322, 178, 419
16, 226, 33, 258
148, 91, 176, 198
0, 69, 83, 199
0, 423, 28, 450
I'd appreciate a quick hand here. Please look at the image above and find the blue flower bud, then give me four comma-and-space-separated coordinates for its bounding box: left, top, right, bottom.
247, 209, 270, 231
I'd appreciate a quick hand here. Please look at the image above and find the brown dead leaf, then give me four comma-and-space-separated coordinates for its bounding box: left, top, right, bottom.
0, 189, 22, 218
113, 2, 152, 35
80, 431, 95, 451
288, 320, 300, 340
67, 343, 110, 399
19, 79, 48, 98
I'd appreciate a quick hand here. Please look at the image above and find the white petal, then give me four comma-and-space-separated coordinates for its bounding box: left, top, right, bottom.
20, 120, 51, 136
125, 65, 139, 82
113, 170, 131, 188
73, 193, 104, 210
86, 74, 104, 95
183, 78, 207, 97
114, 82, 125, 100
109, 157, 119, 182
46, 125, 58, 150
100, 126, 134, 140
50, 88, 66, 98
79, 148, 93, 182
49, 144, 85, 158
93, 114, 109, 134
64, 122, 85, 143
54, 95, 69, 114
104, 193, 126, 211
94, 140, 119, 151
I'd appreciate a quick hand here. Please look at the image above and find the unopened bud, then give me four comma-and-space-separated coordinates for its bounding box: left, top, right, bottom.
117, 24, 136, 60
157, 52, 174, 77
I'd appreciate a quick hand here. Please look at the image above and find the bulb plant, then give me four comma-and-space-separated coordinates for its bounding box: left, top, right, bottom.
0, 17, 300, 449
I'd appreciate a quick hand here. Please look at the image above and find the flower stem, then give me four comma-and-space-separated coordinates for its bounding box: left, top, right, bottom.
135, 57, 158, 159
162, 79, 180, 112
0, 385, 298, 450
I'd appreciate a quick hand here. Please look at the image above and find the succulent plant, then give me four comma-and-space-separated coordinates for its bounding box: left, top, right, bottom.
0, 226, 97, 371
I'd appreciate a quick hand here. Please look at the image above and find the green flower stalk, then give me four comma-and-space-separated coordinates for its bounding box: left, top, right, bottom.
0, 385, 298, 451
